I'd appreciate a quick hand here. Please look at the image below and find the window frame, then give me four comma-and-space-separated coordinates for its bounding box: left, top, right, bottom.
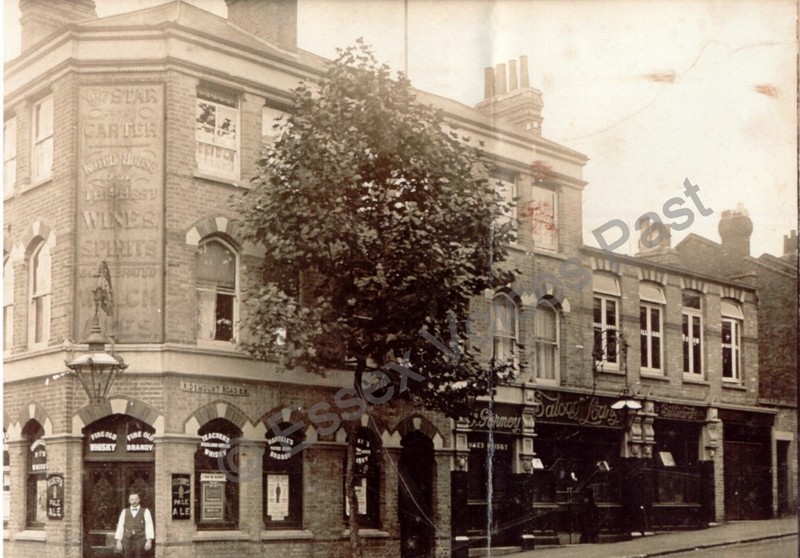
494, 175, 518, 238
28, 240, 51, 348
195, 89, 241, 182
263, 423, 304, 530
529, 184, 558, 251
639, 282, 665, 375
4, 116, 17, 197
24, 421, 46, 529
31, 96, 54, 184
343, 428, 381, 529
4, 255, 14, 352
194, 418, 241, 530
533, 299, 559, 383
593, 274, 621, 370
721, 299, 743, 383
681, 291, 704, 378
195, 237, 239, 345
491, 292, 519, 372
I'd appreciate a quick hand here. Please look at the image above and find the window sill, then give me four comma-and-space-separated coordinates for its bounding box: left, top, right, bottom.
193, 170, 244, 188
196, 340, 240, 353
13, 529, 46, 542
722, 382, 747, 391
682, 375, 709, 385
23, 177, 53, 192
641, 372, 669, 381
261, 529, 314, 541
341, 529, 389, 538
193, 530, 249, 542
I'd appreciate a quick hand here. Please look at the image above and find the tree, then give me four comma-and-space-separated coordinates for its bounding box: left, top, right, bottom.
237, 40, 515, 557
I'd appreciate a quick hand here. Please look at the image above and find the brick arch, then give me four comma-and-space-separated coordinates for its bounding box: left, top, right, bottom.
11, 401, 54, 441
638, 267, 668, 286
21, 220, 56, 256
394, 414, 442, 442
183, 400, 252, 435
258, 404, 307, 433
591, 256, 620, 275
72, 397, 163, 436
185, 215, 242, 248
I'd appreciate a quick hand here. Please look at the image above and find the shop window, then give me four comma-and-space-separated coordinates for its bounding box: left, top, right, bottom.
682, 291, 703, 377
24, 420, 46, 528
494, 176, 517, 236
492, 293, 518, 371
196, 88, 239, 181
534, 299, 559, 382
4, 116, 16, 197
639, 282, 665, 374
196, 237, 237, 343
721, 299, 743, 382
29, 240, 51, 347
195, 418, 241, 529
529, 185, 557, 251
31, 96, 53, 183
593, 273, 620, 369
263, 423, 303, 529
343, 428, 381, 528
4, 256, 13, 352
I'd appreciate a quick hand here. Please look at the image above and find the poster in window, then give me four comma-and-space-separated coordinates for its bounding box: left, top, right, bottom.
345, 477, 368, 517
659, 451, 676, 467
266, 474, 290, 521
46, 473, 64, 519
35, 478, 48, 523
200, 473, 226, 522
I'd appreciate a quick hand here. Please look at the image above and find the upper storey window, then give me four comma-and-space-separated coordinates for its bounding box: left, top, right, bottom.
4, 256, 13, 352
196, 89, 240, 181
4, 117, 17, 197
29, 241, 51, 347
31, 96, 53, 183
682, 291, 703, 377
491, 292, 518, 371
639, 282, 665, 374
529, 186, 557, 251
593, 273, 620, 369
721, 299, 743, 382
494, 176, 517, 236
196, 238, 238, 343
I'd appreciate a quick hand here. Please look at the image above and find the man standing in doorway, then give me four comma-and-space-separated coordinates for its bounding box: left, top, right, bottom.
114, 493, 154, 557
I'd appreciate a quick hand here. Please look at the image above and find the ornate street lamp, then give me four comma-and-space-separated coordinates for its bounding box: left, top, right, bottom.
65, 262, 127, 404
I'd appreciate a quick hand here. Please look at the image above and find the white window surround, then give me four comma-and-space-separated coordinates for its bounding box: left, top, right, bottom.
593, 274, 620, 370
721, 299, 743, 383
196, 89, 240, 182
4, 117, 17, 198
28, 240, 52, 348
529, 185, 557, 251
533, 301, 559, 384
31, 96, 53, 184
491, 292, 518, 372
682, 291, 703, 378
4, 257, 13, 353
639, 282, 665, 375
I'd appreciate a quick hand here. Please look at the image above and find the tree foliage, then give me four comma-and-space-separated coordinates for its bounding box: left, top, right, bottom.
238, 40, 516, 417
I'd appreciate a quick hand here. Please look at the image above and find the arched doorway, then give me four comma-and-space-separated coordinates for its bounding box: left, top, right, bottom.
399, 430, 435, 558
82, 414, 155, 558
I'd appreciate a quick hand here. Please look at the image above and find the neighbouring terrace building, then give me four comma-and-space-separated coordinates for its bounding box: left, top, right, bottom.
2, 2, 794, 558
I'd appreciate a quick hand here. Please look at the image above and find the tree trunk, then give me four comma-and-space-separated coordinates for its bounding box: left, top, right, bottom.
346, 360, 366, 558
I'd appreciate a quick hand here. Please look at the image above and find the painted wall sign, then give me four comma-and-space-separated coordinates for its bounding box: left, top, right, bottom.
180, 381, 249, 396
467, 405, 523, 433
201, 432, 231, 458
30, 439, 47, 471
655, 402, 705, 422
534, 390, 623, 428
266, 474, 290, 521
46, 474, 64, 520
266, 436, 295, 460
89, 430, 118, 453
77, 84, 165, 343
171, 474, 191, 520
126, 430, 154, 452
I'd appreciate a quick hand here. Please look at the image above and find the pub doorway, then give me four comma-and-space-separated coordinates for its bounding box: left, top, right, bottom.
82, 414, 155, 558
398, 430, 435, 558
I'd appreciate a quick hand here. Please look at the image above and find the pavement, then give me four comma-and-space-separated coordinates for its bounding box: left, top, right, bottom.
502, 516, 798, 558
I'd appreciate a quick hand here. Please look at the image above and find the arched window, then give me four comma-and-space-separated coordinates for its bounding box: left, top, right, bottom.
721, 299, 744, 382
263, 423, 304, 529
639, 282, 665, 374
343, 428, 381, 528
24, 420, 46, 528
195, 418, 241, 529
4, 256, 13, 352
29, 240, 51, 346
492, 293, 518, 369
534, 299, 559, 382
196, 238, 237, 343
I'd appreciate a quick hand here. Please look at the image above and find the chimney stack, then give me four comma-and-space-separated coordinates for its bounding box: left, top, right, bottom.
225, 0, 297, 51
19, 0, 96, 52
783, 230, 797, 258
476, 55, 544, 135
718, 203, 753, 259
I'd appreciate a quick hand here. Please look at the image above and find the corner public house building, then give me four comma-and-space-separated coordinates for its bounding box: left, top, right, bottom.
3, 1, 795, 557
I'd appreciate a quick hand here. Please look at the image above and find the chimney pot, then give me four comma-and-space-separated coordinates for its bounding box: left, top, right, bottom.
508, 60, 518, 91
495, 63, 507, 95
718, 204, 753, 259
484, 67, 495, 99
19, 0, 97, 52
225, 0, 297, 50
520, 55, 530, 88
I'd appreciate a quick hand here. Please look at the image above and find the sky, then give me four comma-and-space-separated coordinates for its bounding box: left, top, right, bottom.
3, 0, 797, 258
